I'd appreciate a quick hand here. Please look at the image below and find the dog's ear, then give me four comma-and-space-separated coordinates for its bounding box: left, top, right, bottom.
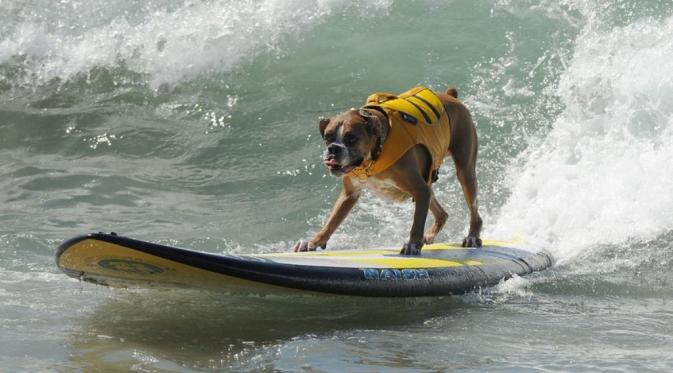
359, 109, 386, 160
319, 117, 330, 137
359, 109, 381, 136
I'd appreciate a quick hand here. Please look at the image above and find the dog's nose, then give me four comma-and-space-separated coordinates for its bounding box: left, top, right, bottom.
327, 143, 343, 155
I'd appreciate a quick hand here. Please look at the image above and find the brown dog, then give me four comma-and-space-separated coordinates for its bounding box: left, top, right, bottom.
293, 86, 482, 255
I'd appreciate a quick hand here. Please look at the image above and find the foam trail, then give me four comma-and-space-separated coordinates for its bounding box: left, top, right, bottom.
490, 13, 673, 263
0, 0, 391, 88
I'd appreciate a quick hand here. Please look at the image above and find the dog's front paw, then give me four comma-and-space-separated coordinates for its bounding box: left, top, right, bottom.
462, 236, 482, 248
400, 241, 423, 256
293, 239, 324, 252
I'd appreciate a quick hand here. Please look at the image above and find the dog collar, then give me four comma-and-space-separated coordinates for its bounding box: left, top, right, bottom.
348, 158, 376, 182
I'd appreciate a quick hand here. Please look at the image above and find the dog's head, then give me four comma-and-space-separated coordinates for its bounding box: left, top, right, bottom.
319, 109, 386, 177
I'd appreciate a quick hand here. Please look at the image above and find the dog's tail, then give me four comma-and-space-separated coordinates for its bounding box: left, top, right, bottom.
446, 87, 458, 98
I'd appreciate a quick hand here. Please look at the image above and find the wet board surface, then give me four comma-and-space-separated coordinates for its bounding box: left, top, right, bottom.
56, 233, 554, 297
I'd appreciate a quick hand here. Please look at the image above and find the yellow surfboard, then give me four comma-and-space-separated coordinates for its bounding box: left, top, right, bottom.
56, 233, 553, 297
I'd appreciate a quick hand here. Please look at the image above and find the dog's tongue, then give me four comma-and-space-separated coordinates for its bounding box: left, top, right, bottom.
324, 159, 355, 173
324, 159, 339, 169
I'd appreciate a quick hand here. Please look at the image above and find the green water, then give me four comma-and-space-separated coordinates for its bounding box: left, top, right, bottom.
2, 0, 673, 371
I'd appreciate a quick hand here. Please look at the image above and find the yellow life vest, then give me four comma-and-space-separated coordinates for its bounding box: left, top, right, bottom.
348, 86, 451, 183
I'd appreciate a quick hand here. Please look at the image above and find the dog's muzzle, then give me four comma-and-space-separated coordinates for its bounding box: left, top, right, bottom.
323, 143, 363, 175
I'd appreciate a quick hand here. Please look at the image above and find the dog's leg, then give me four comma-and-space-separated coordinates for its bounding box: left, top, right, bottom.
443, 94, 483, 248
294, 177, 361, 252
423, 191, 448, 244
454, 158, 482, 247
401, 183, 431, 255
387, 147, 432, 255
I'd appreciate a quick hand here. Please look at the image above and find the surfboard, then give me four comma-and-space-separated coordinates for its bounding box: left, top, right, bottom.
55, 233, 553, 297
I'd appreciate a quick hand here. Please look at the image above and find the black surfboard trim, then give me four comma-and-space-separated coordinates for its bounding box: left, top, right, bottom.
56, 233, 554, 297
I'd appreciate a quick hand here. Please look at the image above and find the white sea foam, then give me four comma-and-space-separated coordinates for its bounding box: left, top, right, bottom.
0, 0, 391, 88
494, 274, 532, 298
489, 12, 673, 263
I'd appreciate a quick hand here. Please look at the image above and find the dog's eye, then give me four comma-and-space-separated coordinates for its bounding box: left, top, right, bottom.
343, 134, 357, 146
324, 134, 336, 143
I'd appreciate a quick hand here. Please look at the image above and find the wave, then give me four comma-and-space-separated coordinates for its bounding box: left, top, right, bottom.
490, 4, 673, 262
4, 0, 672, 266
0, 0, 391, 88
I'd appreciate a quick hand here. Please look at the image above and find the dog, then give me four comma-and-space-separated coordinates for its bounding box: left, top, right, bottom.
293, 86, 482, 255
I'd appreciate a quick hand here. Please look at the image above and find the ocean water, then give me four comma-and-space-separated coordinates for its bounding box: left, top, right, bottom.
1, 0, 673, 371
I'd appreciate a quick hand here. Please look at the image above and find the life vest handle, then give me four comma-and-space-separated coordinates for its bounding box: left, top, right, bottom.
366, 92, 398, 105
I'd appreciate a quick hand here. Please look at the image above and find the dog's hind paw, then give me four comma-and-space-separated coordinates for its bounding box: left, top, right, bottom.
462, 236, 482, 248
400, 242, 423, 256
